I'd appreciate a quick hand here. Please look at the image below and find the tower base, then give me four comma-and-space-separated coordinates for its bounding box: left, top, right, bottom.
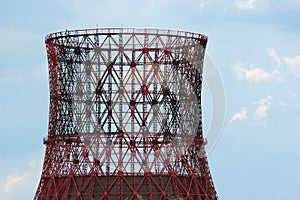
36, 174, 217, 200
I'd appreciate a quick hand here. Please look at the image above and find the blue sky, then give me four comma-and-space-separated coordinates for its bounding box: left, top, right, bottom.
0, 0, 299, 199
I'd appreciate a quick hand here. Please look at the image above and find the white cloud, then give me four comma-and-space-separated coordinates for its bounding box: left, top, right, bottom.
267, 48, 281, 67
2, 175, 24, 192
242, 68, 272, 81
199, 0, 210, 9
229, 107, 247, 124
269, 49, 300, 80
234, 0, 256, 9
234, 49, 300, 82
229, 96, 272, 126
254, 95, 271, 120
284, 55, 300, 74
0, 154, 43, 199
0, 172, 36, 199
234, 63, 273, 82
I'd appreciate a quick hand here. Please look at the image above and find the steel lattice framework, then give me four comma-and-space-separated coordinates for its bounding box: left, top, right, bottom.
35, 28, 217, 200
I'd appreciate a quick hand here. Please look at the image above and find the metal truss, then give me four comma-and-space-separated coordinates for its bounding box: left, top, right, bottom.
35, 28, 217, 200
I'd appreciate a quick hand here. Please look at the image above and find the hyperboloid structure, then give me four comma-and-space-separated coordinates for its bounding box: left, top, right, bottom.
35, 28, 217, 200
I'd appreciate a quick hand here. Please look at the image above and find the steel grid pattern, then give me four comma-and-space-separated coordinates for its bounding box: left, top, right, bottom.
35, 28, 217, 200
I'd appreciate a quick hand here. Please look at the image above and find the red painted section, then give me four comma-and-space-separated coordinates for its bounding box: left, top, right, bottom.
35, 28, 217, 200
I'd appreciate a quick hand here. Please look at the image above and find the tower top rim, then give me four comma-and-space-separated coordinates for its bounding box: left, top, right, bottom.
45, 27, 208, 42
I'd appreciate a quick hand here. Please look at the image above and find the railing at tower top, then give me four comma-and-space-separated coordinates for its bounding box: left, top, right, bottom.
45, 28, 208, 42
